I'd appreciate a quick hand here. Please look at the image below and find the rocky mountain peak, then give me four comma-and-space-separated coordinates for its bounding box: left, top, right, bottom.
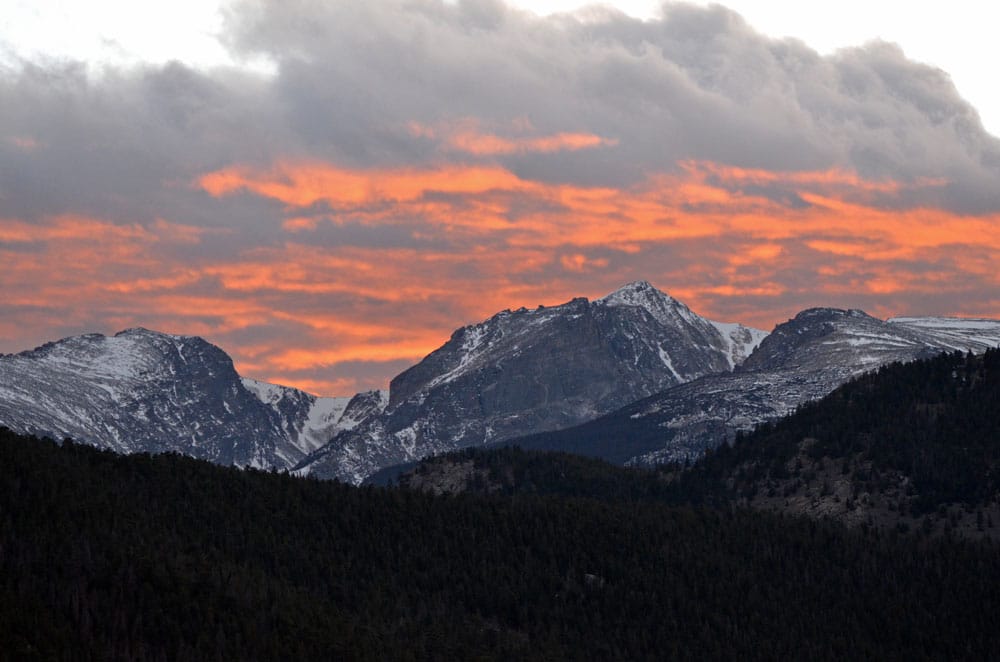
599, 280, 677, 310
789, 307, 876, 323
14, 328, 234, 386
302, 283, 769, 483
114, 326, 179, 338
598, 281, 767, 367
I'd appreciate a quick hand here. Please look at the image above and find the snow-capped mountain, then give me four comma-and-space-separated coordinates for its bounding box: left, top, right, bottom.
4, 286, 997, 485
0, 328, 356, 469
299, 281, 766, 483
505, 307, 1000, 468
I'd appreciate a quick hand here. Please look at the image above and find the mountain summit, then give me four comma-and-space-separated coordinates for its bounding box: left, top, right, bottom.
600, 281, 766, 368
300, 282, 766, 482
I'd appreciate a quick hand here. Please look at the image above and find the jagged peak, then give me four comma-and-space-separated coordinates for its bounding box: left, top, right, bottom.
599, 280, 678, 307
598, 281, 715, 336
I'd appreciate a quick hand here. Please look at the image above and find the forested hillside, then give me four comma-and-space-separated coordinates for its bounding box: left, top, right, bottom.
671, 348, 1000, 536
3, 427, 1000, 659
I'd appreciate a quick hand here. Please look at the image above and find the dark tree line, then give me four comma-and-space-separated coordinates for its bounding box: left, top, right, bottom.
3, 421, 1000, 660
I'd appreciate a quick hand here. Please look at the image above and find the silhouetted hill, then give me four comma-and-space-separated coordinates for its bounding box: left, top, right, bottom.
4, 426, 1000, 659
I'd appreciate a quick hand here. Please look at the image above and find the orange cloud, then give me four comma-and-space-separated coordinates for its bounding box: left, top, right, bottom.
282, 216, 320, 232
199, 161, 526, 209
561, 253, 610, 272
0, 215, 215, 253
4, 160, 1000, 396
728, 243, 783, 267
691, 161, 946, 193
407, 118, 618, 155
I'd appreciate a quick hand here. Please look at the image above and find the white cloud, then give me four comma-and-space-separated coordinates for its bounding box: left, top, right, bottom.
0, 0, 272, 74
3, 0, 996, 136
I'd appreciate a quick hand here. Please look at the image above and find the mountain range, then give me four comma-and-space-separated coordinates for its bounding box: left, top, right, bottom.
1, 281, 998, 483
503, 307, 1000, 468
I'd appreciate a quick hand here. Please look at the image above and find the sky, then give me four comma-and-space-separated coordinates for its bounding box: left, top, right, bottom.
2, 1, 1000, 396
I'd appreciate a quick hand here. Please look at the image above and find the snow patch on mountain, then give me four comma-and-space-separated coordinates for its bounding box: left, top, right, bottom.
337, 390, 389, 432
709, 321, 769, 368
241, 377, 351, 456
888, 317, 1000, 351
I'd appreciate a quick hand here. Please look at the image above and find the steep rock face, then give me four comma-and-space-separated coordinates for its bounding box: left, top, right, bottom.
599, 280, 767, 369
301, 282, 766, 483
506, 308, 1000, 468
335, 389, 390, 432
0, 329, 350, 469
240, 378, 352, 462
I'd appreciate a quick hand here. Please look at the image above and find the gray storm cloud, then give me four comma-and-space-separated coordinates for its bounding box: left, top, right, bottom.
221, 0, 1000, 209
2, 0, 998, 225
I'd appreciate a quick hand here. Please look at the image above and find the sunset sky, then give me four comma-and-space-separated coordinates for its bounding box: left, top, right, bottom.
3, 1, 1000, 396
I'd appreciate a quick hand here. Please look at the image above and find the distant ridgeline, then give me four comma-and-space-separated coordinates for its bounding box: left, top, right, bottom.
402, 348, 1000, 540
4, 419, 1000, 659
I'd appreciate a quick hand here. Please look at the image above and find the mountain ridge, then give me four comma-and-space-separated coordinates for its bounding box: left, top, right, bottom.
0, 328, 361, 469
476, 306, 1000, 471
2, 283, 999, 483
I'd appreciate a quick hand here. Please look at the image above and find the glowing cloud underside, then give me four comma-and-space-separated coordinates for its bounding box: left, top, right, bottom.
2, 160, 998, 395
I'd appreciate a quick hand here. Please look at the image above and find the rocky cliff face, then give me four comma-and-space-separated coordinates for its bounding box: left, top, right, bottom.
240, 378, 353, 463
0, 328, 353, 469
300, 282, 766, 483
598, 280, 767, 369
